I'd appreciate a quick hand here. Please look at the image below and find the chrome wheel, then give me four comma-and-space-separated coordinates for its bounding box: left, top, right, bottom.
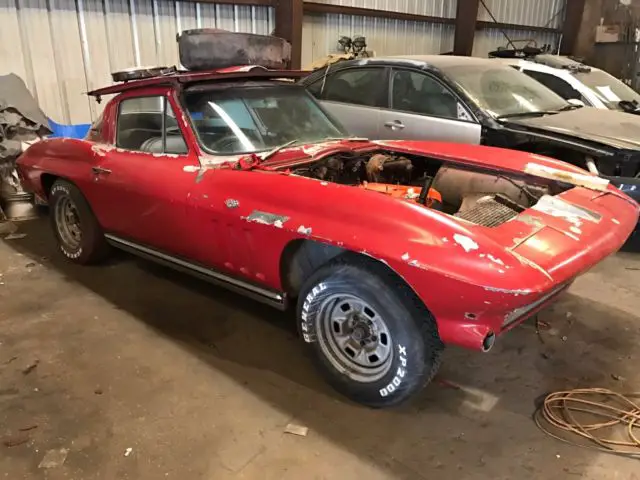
316, 294, 393, 383
55, 196, 82, 250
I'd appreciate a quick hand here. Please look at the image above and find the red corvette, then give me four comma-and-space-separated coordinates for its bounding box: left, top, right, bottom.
17, 66, 639, 407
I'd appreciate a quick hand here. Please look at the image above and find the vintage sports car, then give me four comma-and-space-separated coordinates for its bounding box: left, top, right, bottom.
300, 56, 640, 203
17, 65, 639, 407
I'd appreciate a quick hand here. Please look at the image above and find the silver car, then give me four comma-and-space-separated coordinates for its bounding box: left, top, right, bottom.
299, 55, 640, 201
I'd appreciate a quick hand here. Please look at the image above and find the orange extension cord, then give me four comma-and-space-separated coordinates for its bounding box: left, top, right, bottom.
534, 388, 640, 458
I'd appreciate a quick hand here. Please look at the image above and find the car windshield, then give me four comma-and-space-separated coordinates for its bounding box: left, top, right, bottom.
573, 69, 640, 108
183, 85, 346, 155
441, 64, 569, 118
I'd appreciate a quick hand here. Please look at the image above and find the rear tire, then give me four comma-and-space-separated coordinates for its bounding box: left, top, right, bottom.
297, 257, 443, 408
49, 180, 109, 264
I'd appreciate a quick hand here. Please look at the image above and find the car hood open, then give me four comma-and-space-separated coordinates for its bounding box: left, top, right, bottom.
506, 107, 640, 151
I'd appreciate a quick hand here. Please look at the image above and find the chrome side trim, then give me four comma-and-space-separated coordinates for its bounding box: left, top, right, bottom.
501, 283, 568, 329
105, 234, 286, 309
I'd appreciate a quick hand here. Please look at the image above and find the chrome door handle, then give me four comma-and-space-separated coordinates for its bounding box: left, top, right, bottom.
384, 120, 405, 130
92, 166, 112, 175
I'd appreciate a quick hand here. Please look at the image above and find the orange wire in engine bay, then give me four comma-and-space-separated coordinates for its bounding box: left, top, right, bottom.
359, 182, 443, 209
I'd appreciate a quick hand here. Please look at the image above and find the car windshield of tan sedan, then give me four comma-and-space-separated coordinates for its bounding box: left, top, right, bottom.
443, 64, 569, 119
183, 85, 346, 155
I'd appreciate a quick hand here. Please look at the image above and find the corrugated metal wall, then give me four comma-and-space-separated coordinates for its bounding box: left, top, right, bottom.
477, 0, 565, 28
305, 0, 457, 18
0, 0, 274, 125
302, 0, 456, 67
473, 0, 565, 56
302, 14, 454, 67
303, 0, 566, 68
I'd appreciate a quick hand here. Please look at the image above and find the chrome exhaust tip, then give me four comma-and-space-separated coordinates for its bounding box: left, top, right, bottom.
482, 332, 496, 352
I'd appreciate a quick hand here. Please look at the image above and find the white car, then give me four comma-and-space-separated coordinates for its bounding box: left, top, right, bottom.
493, 54, 640, 113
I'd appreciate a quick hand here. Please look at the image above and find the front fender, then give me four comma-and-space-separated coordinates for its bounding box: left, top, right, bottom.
193, 168, 548, 308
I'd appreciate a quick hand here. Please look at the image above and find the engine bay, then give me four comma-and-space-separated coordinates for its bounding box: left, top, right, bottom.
290, 151, 563, 227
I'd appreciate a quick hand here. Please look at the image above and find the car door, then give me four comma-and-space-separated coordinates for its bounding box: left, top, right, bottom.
378, 68, 482, 144
306, 66, 388, 138
86, 89, 200, 258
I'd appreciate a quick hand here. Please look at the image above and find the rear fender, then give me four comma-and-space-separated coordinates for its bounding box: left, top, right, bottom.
17, 138, 99, 198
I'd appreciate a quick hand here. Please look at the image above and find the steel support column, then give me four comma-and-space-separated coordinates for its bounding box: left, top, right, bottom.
453, 0, 480, 56
560, 0, 588, 55
274, 0, 303, 69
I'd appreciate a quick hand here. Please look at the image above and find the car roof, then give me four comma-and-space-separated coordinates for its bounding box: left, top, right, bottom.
318, 55, 508, 73
373, 55, 505, 69
489, 53, 601, 74
87, 66, 307, 98
488, 57, 524, 67
489, 57, 564, 72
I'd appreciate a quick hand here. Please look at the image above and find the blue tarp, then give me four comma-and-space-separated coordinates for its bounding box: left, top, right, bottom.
47, 119, 91, 139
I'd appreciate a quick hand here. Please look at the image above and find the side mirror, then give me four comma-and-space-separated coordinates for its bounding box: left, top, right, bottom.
567, 98, 585, 107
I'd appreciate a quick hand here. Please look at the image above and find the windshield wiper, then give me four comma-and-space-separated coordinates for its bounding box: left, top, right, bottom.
496, 111, 557, 120
498, 104, 582, 120
259, 136, 368, 162
557, 103, 583, 112
321, 136, 369, 142
259, 139, 299, 162
618, 100, 640, 113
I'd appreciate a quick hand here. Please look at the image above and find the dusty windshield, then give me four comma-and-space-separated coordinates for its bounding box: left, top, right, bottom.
183, 85, 345, 154
574, 69, 640, 108
442, 64, 569, 118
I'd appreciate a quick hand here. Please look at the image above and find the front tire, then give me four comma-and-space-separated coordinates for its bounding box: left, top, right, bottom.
49, 179, 109, 264
297, 257, 443, 408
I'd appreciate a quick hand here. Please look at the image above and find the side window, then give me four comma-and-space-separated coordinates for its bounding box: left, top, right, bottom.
116, 96, 188, 154
310, 68, 387, 108
391, 70, 471, 121
306, 77, 324, 98
523, 70, 581, 101
86, 111, 104, 142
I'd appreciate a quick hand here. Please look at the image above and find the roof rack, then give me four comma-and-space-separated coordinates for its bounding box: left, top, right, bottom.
532, 54, 591, 72
89, 67, 307, 101
111, 66, 177, 83
488, 43, 552, 59
488, 43, 592, 73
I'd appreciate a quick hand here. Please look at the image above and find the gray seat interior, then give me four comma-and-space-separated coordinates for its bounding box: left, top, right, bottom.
139, 135, 188, 154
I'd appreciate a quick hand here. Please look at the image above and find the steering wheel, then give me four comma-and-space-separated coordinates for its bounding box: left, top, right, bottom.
211, 135, 248, 153
210, 132, 262, 153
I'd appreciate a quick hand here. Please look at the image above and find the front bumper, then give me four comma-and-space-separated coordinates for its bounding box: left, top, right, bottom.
500, 282, 570, 332
435, 282, 572, 351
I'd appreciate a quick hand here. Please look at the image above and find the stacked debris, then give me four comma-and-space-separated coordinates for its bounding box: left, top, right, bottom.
305, 36, 375, 71
0, 73, 51, 222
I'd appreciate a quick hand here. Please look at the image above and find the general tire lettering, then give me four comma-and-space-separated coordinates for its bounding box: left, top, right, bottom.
299, 282, 326, 343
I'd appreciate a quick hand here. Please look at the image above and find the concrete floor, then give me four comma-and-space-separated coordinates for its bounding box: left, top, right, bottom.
1, 217, 639, 479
